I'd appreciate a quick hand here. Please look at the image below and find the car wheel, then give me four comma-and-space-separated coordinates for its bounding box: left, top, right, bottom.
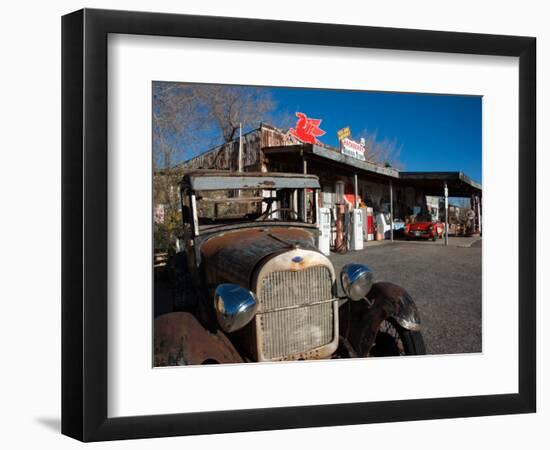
369, 319, 426, 356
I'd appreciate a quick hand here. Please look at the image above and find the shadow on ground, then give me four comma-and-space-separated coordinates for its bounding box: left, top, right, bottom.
35, 417, 60, 433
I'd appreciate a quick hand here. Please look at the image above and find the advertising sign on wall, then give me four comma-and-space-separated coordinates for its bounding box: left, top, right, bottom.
341, 137, 366, 161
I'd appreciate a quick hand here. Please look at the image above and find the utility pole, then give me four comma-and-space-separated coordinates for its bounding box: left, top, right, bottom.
390, 180, 394, 242
237, 123, 243, 197
238, 123, 243, 173
444, 182, 449, 246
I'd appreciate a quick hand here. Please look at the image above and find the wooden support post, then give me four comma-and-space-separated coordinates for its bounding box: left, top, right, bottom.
315, 190, 320, 228
478, 196, 482, 234
471, 195, 476, 232
302, 156, 308, 222
354, 173, 359, 209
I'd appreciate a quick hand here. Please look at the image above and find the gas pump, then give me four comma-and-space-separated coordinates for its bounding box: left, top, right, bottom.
350, 209, 364, 250
318, 207, 331, 256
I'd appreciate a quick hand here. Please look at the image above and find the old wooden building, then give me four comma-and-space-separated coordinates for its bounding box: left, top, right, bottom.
171, 123, 482, 234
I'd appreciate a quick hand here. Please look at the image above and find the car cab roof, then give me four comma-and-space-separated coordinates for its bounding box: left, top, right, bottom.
181, 170, 321, 191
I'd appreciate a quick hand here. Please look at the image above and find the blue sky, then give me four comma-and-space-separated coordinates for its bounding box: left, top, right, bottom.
267, 87, 482, 183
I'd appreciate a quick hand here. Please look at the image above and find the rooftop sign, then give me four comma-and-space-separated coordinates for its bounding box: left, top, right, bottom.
337, 126, 351, 141
289, 112, 326, 144
340, 137, 366, 161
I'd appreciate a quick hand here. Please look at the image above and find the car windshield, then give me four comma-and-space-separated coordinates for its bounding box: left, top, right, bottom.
415, 213, 433, 222
191, 187, 317, 230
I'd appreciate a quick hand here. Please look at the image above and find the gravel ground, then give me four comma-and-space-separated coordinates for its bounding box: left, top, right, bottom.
329, 240, 482, 355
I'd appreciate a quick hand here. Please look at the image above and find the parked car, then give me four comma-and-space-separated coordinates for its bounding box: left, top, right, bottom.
405, 217, 444, 241
154, 171, 425, 366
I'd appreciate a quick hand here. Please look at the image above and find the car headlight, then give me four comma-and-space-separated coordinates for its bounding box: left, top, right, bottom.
341, 264, 374, 301
214, 284, 258, 333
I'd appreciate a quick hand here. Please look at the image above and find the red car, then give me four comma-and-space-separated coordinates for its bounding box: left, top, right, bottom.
405, 220, 444, 241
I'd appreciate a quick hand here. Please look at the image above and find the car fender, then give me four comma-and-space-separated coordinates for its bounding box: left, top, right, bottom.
368, 282, 422, 331
339, 282, 421, 356
154, 312, 243, 366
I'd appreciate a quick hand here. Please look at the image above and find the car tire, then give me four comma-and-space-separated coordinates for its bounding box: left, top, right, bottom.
398, 324, 426, 355
369, 319, 426, 356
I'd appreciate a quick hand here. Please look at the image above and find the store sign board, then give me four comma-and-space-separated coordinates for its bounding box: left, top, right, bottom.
337, 126, 351, 141
341, 137, 366, 161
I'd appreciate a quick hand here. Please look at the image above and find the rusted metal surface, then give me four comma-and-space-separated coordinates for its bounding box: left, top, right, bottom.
200, 227, 318, 290
339, 282, 421, 357
154, 312, 243, 366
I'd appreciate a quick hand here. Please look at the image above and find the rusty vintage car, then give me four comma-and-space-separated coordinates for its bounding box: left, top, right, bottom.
154, 171, 425, 366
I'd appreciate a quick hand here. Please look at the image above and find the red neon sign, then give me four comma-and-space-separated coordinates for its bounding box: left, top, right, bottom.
289, 112, 326, 144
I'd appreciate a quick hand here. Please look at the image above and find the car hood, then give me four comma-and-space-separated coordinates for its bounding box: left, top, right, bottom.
200, 227, 318, 290
408, 221, 433, 231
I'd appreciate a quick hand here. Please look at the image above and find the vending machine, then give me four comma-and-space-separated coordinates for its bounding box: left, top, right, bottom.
364, 207, 374, 241
350, 209, 364, 251
318, 207, 331, 256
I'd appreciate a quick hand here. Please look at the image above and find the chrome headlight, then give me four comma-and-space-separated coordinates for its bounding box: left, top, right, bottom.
214, 284, 257, 333
341, 264, 374, 301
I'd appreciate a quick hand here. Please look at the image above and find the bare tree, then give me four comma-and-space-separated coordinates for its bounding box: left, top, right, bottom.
265, 109, 296, 132
194, 85, 274, 143
153, 82, 203, 170
357, 129, 404, 169
153, 82, 276, 169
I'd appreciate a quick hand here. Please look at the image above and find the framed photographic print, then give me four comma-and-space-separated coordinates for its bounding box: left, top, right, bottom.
61, 8, 536, 442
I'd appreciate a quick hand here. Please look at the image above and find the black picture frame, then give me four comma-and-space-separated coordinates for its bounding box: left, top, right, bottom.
62, 8, 536, 442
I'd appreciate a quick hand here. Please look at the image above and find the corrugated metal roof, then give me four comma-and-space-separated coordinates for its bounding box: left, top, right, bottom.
400, 171, 482, 191
311, 144, 399, 178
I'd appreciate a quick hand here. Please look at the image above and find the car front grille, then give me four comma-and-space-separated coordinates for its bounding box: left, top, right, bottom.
257, 265, 335, 360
